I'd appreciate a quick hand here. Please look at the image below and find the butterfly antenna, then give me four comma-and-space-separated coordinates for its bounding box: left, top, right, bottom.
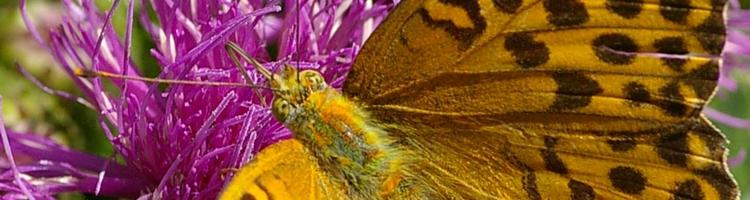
226, 42, 274, 80
225, 42, 269, 107
73, 68, 276, 91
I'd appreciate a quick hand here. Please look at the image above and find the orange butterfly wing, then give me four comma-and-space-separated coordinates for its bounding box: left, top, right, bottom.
343, 0, 737, 199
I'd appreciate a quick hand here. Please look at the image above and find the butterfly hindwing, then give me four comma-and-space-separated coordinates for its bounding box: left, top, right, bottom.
344, 0, 736, 199
219, 139, 345, 200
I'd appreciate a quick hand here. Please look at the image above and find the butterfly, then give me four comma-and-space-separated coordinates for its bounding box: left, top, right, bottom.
219, 0, 738, 199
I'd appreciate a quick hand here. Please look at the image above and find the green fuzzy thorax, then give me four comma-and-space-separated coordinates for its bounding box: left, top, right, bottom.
283, 89, 404, 199
262, 65, 409, 198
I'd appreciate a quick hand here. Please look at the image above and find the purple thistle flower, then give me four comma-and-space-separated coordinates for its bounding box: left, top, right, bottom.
722, 0, 750, 92
708, 0, 750, 168
3, 0, 397, 199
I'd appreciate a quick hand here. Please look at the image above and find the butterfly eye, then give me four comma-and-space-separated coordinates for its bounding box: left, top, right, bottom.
272, 98, 290, 122
300, 70, 326, 90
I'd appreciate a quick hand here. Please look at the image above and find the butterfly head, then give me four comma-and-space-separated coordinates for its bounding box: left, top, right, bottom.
266, 64, 328, 123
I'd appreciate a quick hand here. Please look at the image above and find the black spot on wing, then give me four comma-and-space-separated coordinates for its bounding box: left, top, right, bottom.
673, 179, 705, 200
624, 81, 650, 106
609, 166, 647, 194
654, 37, 689, 71
656, 81, 689, 117
660, 0, 692, 24
593, 33, 639, 65
569, 180, 595, 200
511, 155, 542, 200
523, 170, 542, 200
241, 193, 256, 200
656, 130, 689, 166
493, 0, 523, 13
542, 137, 568, 174
504, 33, 550, 68
551, 72, 603, 110
605, 0, 644, 19
607, 139, 637, 152
683, 61, 719, 100
694, 13, 725, 55
543, 0, 589, 27
418, 0, 486, 50
695, 165, 738, 200
686, 61, 720, 81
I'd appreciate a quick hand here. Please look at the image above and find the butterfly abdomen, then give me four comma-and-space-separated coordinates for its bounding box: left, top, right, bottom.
289, 88, 411, 199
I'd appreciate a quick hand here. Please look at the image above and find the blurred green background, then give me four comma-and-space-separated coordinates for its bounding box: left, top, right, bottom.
1, 0, 750, 199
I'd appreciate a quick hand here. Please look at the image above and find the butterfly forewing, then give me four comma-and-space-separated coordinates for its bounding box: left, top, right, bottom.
344, 0, 736, 199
